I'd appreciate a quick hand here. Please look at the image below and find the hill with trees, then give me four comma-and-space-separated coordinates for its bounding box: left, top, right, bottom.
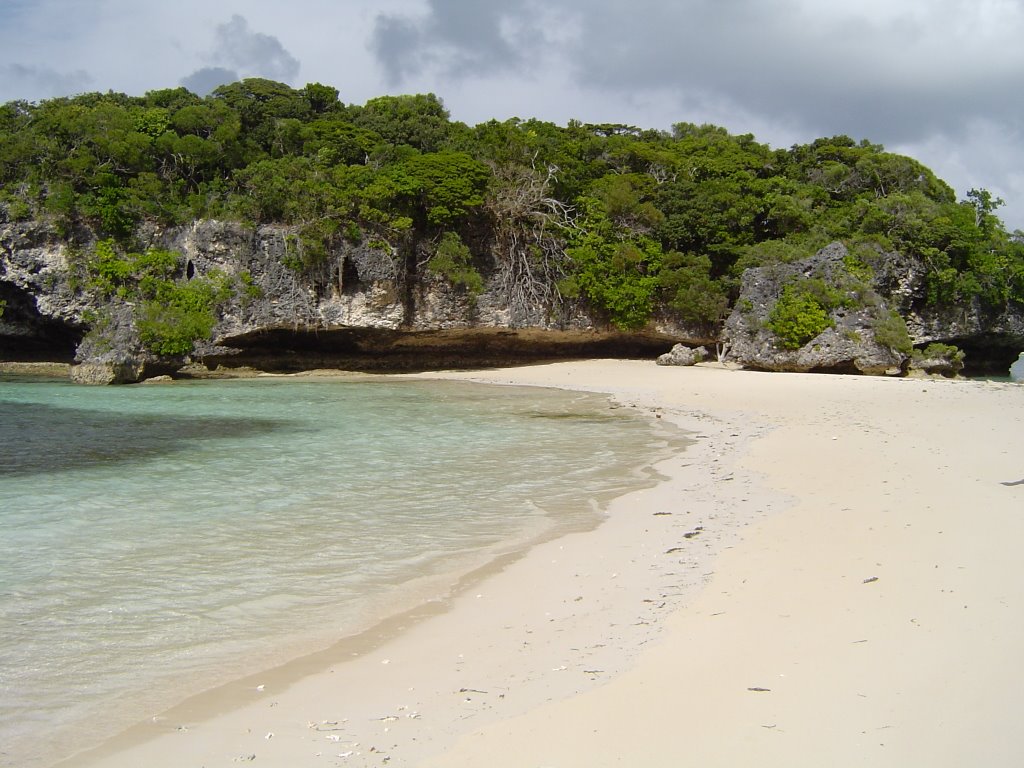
1, 79, 1022, 381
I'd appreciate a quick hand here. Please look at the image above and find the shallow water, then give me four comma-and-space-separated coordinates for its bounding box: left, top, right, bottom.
0, 375, 677, 767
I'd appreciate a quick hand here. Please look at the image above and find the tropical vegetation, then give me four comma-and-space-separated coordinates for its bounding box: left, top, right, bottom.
2, 78, 1022, 339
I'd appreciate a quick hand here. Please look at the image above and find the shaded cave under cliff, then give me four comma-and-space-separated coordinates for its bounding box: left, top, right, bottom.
201, 327, 680, 373
938, 334, 1024, 377
0, 283, 82, 362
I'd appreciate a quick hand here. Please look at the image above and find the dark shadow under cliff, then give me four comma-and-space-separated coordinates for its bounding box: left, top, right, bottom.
201, 327, 679, 373
0, 283, 82, 362
939, 334, 1023, 377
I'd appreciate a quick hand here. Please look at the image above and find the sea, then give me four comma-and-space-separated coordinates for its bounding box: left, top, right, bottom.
0, 373, 678, 768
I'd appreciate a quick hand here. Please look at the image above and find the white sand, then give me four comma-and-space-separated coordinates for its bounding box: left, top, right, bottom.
61, 361, 1024, 768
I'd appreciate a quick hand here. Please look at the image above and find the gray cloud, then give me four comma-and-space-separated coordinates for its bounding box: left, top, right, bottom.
370, 0, 1024, 142
371, 0, 1024, 142
180, 67, 238, 96
555, 0, 1024, 226
180, 14, 300, 92
212, 14, 300, 82
369, 0, 1024, 226
372, 0, 542, 84
372, 14, 428, 84
562, 0, 1024, 145
1, 63, 93, 101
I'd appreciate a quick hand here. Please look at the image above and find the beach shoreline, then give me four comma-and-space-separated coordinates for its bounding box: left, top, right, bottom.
13, 375, 661, 768
53, 360, 1024, 767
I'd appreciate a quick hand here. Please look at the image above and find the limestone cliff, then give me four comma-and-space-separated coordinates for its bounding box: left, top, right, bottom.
1, 219, 697, 382
722, 242, 1024, 375
3, 219, 1023, 382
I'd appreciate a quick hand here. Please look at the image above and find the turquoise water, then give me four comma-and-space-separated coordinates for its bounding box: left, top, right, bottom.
0, 375, 675, 768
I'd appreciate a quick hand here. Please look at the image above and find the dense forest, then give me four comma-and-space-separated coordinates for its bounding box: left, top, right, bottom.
2, 77, 1023, 355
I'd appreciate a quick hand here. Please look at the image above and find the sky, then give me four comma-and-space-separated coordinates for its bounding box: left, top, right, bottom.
2, 0, 1022, 230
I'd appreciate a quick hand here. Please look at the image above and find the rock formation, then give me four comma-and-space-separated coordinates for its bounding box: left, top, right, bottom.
723, 242, 1024, 376
3, 217, 1023, 382
1, 219, 694, 381
656, 344, 707, 366
722, 243, 906, 374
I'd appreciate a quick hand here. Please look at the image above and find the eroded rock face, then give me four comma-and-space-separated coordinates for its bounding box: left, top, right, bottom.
723, 243, 907, 374
70, 361, 145, 385
67, 300, 176, 385
656, 344, 707, 366
905, 300, 1024, 345
6, 219, 1022, 381
1, 221, 87, 362
153, 221, 621, 341
723, 241, 1024, 375
726, 315, 906, 375
2, 219, 696, 381
907, 346, 966, 377
0, 220, 91, 324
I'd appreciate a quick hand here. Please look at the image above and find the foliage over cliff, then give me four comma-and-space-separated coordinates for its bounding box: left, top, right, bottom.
2, 78, 1023, 336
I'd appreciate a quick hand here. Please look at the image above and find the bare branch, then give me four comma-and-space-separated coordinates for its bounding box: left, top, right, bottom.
483, 161, 575, 326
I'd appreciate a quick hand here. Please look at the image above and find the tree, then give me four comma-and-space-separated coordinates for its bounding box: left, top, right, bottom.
426, 232, 484, 296
483, 159, 572, 323
562, 198, 663, 330
353, 93, 451, 153
3, 80, 1024, 336
302, 82, 341, 115
210, 78, 310, 156
659, 251, 730, 326
965, 187, 1005, 232
369, 151, 489, 228
300, 118, 378, 166
767, 283, 834, 349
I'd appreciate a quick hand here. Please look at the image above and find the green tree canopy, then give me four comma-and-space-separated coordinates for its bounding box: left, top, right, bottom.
1, 80, 1021, 334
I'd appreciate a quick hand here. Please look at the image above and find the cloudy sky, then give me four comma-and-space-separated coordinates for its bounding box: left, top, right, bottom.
2, 0, 1022, 229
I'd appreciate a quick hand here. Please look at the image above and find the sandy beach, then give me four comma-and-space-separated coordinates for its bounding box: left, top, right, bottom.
60, 360, 1024, 768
